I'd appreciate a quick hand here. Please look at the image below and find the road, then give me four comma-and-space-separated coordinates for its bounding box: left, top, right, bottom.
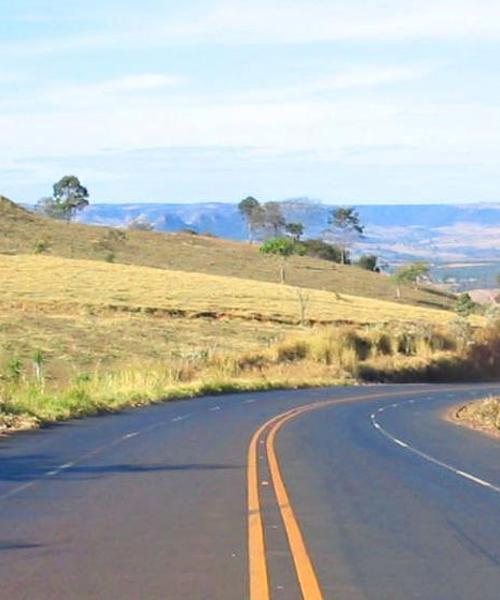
1, 383, 500, 599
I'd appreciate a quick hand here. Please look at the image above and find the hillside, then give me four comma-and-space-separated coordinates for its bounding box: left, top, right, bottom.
2, 254, 462, 325
0, 196, 454, 310
0, 254, 475, 383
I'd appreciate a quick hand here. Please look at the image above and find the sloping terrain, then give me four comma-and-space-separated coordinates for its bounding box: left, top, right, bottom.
0, 195, 454, 310
2, 254, 461, 325
0, 253, 475, 382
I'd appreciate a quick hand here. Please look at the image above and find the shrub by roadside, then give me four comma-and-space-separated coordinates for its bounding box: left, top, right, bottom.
455, 397, 500, 434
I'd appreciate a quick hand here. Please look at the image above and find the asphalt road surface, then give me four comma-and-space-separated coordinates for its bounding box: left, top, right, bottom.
2, 383, 500, 599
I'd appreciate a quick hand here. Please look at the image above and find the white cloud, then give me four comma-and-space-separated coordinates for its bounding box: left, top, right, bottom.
171, 0, 500, 44
226, 63, 441, 104
35, 73, 185, 109
91, 74, 184, 93
4, 0, 500, 57
61, 73, 182, 95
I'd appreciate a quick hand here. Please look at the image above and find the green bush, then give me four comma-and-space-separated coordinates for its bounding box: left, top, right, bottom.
299, 239, 346, 263
5, 357, 23, 384
455, 293, 475, 316
33, 239, 49, 254
357, 255, 378, 271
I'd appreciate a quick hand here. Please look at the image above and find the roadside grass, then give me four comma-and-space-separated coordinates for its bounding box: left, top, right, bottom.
0, 358, 351, 431
0, 195, 455, 309
0, 310, 292, 382
2, 319, 499, 433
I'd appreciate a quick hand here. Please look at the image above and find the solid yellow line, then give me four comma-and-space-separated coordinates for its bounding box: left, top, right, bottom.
267, 406, 324, 600
248, 419, 271, 600
248, 384, 490, 599
248, 409, 302, 600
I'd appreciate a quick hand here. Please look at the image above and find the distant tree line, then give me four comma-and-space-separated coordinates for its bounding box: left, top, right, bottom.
239, 196, 369, 265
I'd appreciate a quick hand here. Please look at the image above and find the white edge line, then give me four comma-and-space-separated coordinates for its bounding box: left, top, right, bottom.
171, 413, 193, 422
372, 413, 500, 494
0, 481, 36, 501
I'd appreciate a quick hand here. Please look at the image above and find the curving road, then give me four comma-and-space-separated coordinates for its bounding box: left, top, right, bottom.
1, 384, 500, 599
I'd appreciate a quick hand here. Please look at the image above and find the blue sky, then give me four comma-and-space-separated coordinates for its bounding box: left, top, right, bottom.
2, 0, 500, 204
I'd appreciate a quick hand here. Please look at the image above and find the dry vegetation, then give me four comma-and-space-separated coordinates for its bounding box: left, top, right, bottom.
2, 316, 499, 433
0, 253, 477, 382
455, 397, 500, 435
1, 254, 468, 325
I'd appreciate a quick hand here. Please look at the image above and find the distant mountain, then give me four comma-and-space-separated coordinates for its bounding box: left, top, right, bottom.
76, 200, 500, 264
78, 202, 245, 238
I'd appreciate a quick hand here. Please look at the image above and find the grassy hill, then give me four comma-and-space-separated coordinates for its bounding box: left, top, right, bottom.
0, 195, 454, 310
0, 253, 469, 381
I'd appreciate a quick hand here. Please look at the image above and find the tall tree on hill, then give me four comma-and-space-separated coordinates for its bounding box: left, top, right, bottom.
263, 202, 286, 237
392, 262, 430, 299
260, 237, 304, 284
238, 196, 264, 242
285, 222, 304, 242
37, 175, 89, 222
326, 207, 364, 264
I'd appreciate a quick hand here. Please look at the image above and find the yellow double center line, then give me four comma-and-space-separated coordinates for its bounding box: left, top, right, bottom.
247, 385, 494, 599
248, 402, 327, 600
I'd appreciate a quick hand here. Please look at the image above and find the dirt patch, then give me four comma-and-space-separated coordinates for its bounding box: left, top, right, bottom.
0, 412, 39, 436
447, 397, 500, 440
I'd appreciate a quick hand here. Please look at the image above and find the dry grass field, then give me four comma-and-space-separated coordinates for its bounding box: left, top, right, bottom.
2, 254, 464, 324
0, 253, 475, 383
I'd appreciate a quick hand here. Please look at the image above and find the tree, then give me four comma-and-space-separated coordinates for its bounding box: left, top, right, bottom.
263, 202, 286, 237
259, 237, 304, 284
326, 207, 364, 264
238, 196, 263, 242
238, 199, 287, 241
357, 254, 378, 272
37, 175, 89, 222
455, 293, 475, 317
392, 262, 430, 299
285, 222, 304, 242
127, 215, 155, 231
